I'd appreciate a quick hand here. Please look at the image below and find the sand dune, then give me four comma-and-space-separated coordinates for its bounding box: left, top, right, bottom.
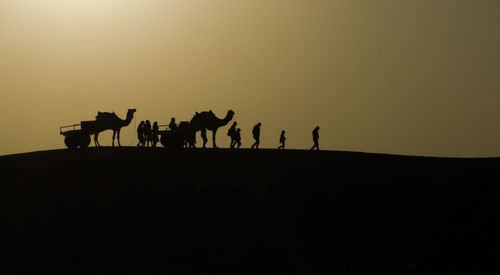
1, 148, 499, 272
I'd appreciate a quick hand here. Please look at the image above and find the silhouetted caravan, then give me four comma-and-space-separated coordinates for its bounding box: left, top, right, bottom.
60, 109, 136, 149
189, 110, 235, 148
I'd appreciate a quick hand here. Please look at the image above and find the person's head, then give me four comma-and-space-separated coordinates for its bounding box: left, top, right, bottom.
153, 121, 158, 126
258, 122, 262, 126
171, 117, 175, 122
146, 120, 150, 124
237, 128, 241, 132
282, 130, 285, 134
315, 126, 320, 130
139, 121, 144, 125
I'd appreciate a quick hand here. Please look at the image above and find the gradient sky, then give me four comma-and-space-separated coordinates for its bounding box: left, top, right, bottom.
1, 0, 499, 157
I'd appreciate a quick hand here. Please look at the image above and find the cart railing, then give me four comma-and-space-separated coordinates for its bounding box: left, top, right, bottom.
60, 124, 81, 135
157, 124, 175, 132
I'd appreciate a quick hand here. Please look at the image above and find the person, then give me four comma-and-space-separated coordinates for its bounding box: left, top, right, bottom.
235, 128, 242, 149
251, 122, 262, 149
143, 120, 152, 147
169, 117, 177, 131
152, 121, 159, 147
227, 122, 237, 148
311, 126, 320, 150
201, 128, 208, 148
278, 130, 286, 149
137, 121, 145, 147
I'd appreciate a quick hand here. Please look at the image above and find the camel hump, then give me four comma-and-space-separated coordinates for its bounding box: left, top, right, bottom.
191, 111, 212, 120
96, 111, 118, 121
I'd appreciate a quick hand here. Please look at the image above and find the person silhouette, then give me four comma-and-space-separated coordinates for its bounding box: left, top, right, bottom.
169, 117, 177, 131
152, 121, 159, 147
311, 126, 320, 151
137, 121, 145, 147
235, 128, 242, 148
251, 122, 262, 149
227, 122, 237, 148
144, 120, 152, 147
278, 130, 286, 149
201, 128, 208, 148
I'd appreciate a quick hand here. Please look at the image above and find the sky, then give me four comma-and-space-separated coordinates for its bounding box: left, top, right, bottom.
0, 0, 499, 157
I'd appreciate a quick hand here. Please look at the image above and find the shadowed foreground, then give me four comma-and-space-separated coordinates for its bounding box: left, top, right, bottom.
1, 148, 499, 272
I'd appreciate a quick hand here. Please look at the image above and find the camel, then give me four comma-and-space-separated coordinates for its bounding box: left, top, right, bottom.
189, 110, 235, 148
82, 108, 136, 147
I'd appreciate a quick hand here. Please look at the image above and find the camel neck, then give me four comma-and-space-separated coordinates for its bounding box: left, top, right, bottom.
123, 112, 134, 125
219, 113, 232, 125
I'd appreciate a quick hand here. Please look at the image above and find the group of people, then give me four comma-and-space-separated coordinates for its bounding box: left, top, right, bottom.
227, 122, 242, 148
136, 120, 160, 147
136, 118, 321, 150
229, 121, 320, 151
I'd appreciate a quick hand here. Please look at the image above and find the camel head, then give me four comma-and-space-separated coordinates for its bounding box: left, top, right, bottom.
227, 110, 235, 120
126, 108, 136, 120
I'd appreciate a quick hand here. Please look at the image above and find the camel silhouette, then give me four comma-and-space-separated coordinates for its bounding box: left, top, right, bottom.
189, 110, 234, 148
81, 109, 136, 147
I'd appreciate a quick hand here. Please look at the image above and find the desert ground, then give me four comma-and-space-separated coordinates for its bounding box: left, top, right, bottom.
1, 147, 499, 272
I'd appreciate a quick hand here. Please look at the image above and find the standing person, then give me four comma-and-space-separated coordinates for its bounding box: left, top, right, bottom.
143, 120, 152, 147
169, 117, 177, 130
311, 126, 320, 151
137, 121, 145, 147
235, 128, 242, 148
201, 128, 208, 148
278, 130, 286, 149
227, 122, 237, 148
251, 122, 262, 149
152, 121, 159, 147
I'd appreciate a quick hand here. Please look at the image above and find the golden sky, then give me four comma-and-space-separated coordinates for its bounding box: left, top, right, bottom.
1, 0, 499, 157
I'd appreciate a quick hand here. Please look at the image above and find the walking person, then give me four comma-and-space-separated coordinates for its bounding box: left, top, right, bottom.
137, 121, 145, 147
143, 120, 152, 147
235, 128, 242, 149
310, 126, 320, 151
151, 121, 159, 147
278, 130, 286, 149
227, 122, 237, 148
251, 122, 262, 149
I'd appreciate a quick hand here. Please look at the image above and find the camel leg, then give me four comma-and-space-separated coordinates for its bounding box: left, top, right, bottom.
117, 129, 121, 147
212, 129, 218, 148
201, 129, 207, 148
112, 131, 116, 147
94, 133, 99, 147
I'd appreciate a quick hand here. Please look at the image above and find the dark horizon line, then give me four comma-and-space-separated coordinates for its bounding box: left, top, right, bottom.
1, 146, 499, 160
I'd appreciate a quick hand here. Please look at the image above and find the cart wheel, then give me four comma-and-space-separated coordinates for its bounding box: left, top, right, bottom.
64, 134, 78, 150
79, 133, 91, 149
169, 134, 184, 149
